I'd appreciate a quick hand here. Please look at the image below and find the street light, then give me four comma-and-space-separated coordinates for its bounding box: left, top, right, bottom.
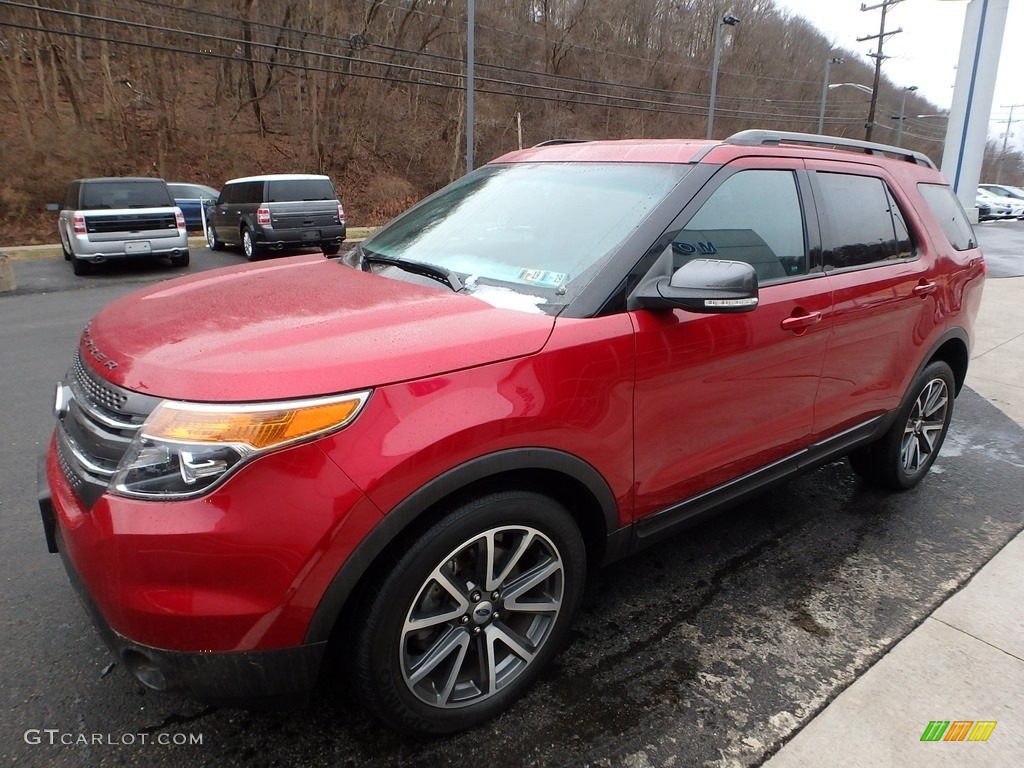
894, 85, 918, 147
818, 56, 845, 134
466, 0, 475, 173
707, 13, 740, 140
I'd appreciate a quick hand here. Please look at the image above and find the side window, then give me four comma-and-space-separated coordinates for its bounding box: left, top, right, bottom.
64, 182, 80, 210
816, 172, 914, 269
917, 183, 977, 251
220, 184, 236, 204
245, 181, 265, 204
673, 169, 807, 284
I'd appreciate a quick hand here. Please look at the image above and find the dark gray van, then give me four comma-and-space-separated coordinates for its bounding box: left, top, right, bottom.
206, 174, 347, 259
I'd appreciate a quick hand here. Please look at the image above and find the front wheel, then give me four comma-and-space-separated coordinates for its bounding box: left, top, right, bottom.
206, 225, 224, 251
351, 490, 586, 735
849, 360, 955, 490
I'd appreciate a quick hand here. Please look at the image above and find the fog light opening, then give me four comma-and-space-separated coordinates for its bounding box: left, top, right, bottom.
123, 650, 168, 690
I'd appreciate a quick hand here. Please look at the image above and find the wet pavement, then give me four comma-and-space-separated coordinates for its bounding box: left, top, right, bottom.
1, 246, 1022, 767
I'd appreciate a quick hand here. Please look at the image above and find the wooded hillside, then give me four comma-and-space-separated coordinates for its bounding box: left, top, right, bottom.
0, 0, 1018, 245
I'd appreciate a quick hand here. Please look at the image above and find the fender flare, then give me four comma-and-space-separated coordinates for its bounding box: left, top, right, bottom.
303, 447, 619, 645
919, 326, 971, 394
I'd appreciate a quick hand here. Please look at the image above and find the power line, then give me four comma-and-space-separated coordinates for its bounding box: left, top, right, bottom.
0, 2, 876, 126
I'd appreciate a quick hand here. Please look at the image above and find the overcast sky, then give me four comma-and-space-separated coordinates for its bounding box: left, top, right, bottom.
771, 0, 1023, 145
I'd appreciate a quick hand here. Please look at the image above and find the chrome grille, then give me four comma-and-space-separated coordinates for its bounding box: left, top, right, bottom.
55, 353, 159, 508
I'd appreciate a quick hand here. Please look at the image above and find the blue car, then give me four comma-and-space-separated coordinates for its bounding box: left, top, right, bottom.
167, 183, 220, 230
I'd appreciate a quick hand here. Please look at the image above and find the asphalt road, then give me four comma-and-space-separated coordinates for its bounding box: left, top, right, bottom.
1, 245, 1023, 767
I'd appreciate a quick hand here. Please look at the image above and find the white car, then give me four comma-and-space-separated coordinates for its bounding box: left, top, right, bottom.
976, 187, 1024, 219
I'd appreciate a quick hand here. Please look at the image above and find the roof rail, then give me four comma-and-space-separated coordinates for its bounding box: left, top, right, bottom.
532, 139, 588, 147
722, 130, 937, 169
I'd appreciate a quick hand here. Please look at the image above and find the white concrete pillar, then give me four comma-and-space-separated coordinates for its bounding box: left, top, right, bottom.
940, 0, 1009, 213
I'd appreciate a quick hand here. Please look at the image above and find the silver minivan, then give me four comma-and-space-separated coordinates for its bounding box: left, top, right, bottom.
58, 177, 190, 275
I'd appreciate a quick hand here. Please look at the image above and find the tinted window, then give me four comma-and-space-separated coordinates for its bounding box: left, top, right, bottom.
79, 180, 173, 210
266, 178, 336, 202
64, 181, 80, 209
817, 172, 913, 269
918, 183, 977, 251
675, 169, 807, 283
243, 181, 264, 204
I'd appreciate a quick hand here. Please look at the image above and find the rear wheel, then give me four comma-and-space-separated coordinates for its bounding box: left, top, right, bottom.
169, 251, 190, 268
351, 490, 586, 735
71, 257, 92, 276
849, 360, 955, 490
323, 244, 341, 256
242, 227, 259, 261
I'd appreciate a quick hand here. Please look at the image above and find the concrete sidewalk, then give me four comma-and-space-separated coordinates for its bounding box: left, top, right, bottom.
763, 274, 1024, 767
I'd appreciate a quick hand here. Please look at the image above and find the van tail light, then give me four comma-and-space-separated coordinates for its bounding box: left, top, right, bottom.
257, 206, 271, 226
73, 214, 86, 234
174, 210, 186, 230
338, 203, 347, 224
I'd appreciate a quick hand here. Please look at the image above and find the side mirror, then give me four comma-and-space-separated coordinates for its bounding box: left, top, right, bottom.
633, 258, 759, 313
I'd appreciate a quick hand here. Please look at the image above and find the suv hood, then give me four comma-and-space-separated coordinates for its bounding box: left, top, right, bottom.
83, 255, 555, 401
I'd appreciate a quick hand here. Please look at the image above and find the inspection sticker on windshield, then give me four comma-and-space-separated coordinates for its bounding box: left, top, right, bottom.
517, 269, 566, 287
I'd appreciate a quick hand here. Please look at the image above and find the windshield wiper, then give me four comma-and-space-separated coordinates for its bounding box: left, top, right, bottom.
362, 253, 463, 292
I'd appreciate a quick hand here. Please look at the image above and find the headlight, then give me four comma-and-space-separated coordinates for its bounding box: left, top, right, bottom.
112, 391, 370, 498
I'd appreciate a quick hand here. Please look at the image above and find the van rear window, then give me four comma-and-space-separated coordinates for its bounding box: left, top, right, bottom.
80, 181, 173, 209
266, 179, 336, 202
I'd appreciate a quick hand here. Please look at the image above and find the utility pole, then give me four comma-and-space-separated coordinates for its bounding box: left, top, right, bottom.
858, 0, 904, 142
996, 104, 1024, 183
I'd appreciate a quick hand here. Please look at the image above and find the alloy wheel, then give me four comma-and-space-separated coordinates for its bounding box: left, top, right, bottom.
900, 377, 949, 474
399, 525, 564, 709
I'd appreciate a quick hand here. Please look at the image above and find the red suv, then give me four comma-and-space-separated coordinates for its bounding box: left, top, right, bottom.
40, 131, 984, 735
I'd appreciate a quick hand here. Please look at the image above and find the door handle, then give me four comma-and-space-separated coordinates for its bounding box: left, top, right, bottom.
781, 311, 822, 331
913, 281, 937, 297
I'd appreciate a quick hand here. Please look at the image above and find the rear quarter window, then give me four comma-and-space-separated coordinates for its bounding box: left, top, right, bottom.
917, 183, 977, 251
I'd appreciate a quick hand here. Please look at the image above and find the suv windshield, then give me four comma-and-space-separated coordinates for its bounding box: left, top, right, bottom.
361, 162, 688, 314
80, 180, 173, 210
266, 178, 336, 202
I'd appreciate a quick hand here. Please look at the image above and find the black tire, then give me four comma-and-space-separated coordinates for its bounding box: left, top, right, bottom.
323, 244, 341, 256
206, 225, 224, 251
848, 360, 956, 491
71, 257, 92, 276
242, 227, 259, 261
169, 251, 190, 268
351, 490, 586, 735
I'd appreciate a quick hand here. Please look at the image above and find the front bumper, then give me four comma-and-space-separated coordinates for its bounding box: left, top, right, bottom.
38, 434, 383, 705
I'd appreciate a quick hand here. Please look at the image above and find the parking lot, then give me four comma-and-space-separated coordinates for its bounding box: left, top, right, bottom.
2, 237, 1023, 767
